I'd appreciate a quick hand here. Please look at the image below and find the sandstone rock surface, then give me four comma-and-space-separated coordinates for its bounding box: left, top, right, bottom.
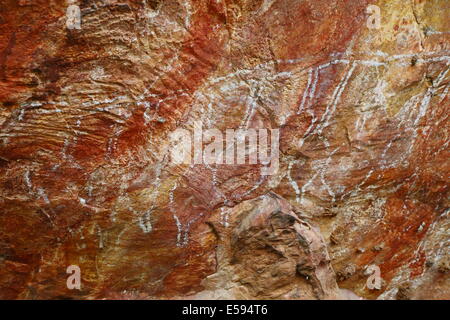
0, 0, 448, 299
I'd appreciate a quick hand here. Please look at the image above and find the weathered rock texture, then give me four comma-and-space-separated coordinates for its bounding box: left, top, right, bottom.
0, 0, 449, 299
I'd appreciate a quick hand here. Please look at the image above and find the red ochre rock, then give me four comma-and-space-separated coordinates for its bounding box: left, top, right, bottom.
0, 0, 449, 299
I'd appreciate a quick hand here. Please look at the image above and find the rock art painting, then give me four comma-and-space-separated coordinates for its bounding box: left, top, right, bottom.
0, 0, 448, 300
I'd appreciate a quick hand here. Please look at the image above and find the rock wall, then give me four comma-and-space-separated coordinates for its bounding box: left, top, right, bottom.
0, 0, 448, 299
